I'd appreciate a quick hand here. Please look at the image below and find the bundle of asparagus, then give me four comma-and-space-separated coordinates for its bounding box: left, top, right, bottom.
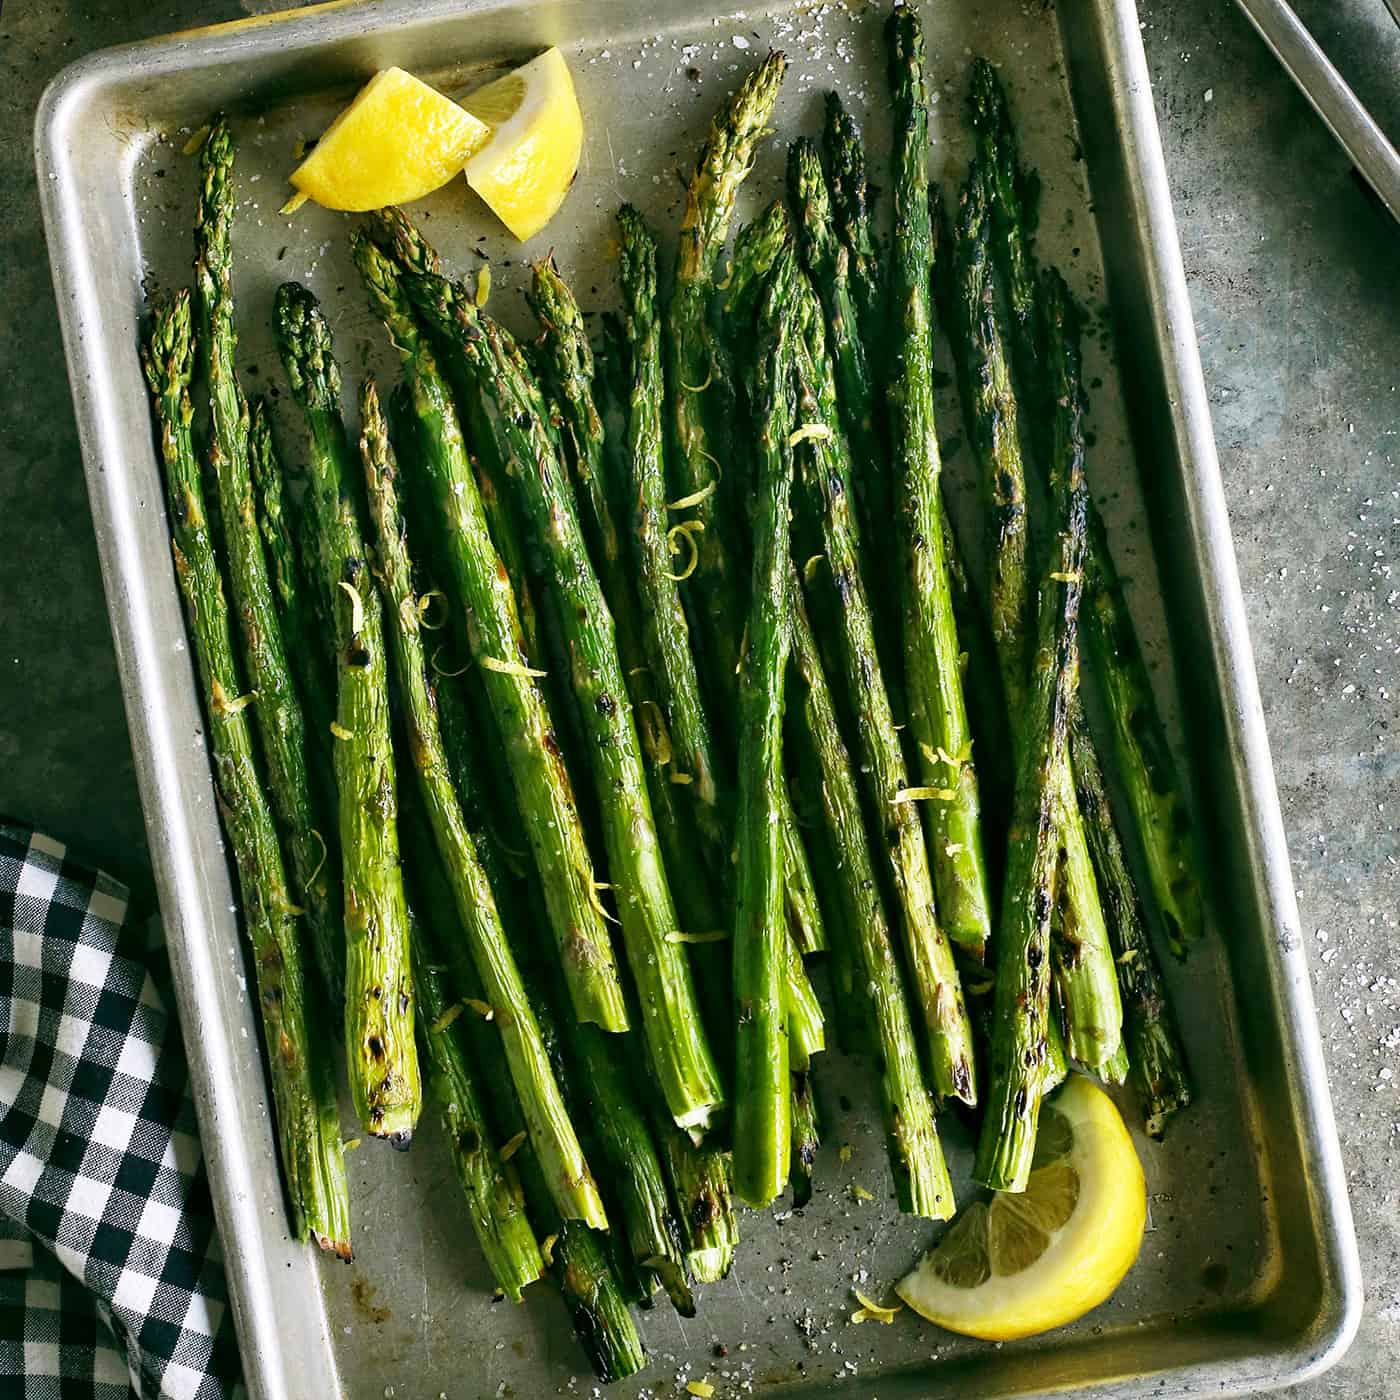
138, 6, 1199, 1381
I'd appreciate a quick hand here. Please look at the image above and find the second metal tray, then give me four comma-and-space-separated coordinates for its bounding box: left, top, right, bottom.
35, 0, 1361, 1396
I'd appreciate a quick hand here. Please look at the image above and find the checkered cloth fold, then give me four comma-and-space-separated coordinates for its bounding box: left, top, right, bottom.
0, 822, 243, 1399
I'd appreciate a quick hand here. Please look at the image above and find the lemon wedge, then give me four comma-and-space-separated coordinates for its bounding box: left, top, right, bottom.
289, 67, 491, 211
460, 48, 583, 241
896, 1076, 1146, 1341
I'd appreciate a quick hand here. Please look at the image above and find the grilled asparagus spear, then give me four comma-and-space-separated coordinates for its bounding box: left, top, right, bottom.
352, 225, 629, 1035
952, 160, 1123, 1071
410, 924, 544, 1302
789, 260, 978, 1105
388, 238, 724, 1135
667, 51, 787, 688
361, 377, 608, 1227
194, 120, 344, 1009
274, 281, 420, 1145
970, 57, 1205, 956
142, 290, 350, 1255
822, 90, 884, 354
405, 835, 645, 1380
886, 3, 990, 967
732, 241, 799, 1208
787, 588, 955, 1218
974, 267, 1093, 1192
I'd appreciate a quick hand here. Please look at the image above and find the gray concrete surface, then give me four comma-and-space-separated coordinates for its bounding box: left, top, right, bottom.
1, 0, 1397, 1395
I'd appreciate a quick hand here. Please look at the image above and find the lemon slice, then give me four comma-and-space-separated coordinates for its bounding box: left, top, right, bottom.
896, 1076, 1146, 1341
290, 67, 491, 211
460, 48, 583, 241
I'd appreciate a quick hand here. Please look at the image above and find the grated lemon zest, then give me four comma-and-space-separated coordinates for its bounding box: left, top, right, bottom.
893, 786, 957, 804
667, 480, 716, 511
337, 580, 364, 636
480, 655, 547, 677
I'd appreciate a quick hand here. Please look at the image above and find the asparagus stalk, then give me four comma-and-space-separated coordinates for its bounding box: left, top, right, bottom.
653, 1111, 738, 1284
593, 310, 739, 1064
248, 397, 342, 975
787, 589, 954, 1218
789, 1067, 821, 1210
142, 291, 351, 1256
248, 397, 335, 759
617, 203, 823, 970
352, 227, 629, 1034
885, 5, 990, 967
653, 97, 829, 958
974, 267, 1094, 1193
732, 241, 801, 1208
193, 120, 345, 1013
527, 256, 623, 588
273, 282, 420, 1144
1071, 704, 1191, 1132
970, 57, 1205, 955
952, 163, 1123, 1071
789, 266, 979, 1104
531, 241, 735, 877
950, 160, 1033, 719
784, 934, 826, 1070
788, 138, 896, 637
822, 91, 883, 353
406, 839, 645, 1379
562, 1019, 696, 1314
410, 924, 544, 1302
787, 137, 884, 514
392, 245, 724, 1135
967, 59, 1045, 424
667, 51, 787, 689
1082, 514, 1206, 957
360, 377, 608, 1227
594, 323, 749, 1283
429, 634, 698, 1313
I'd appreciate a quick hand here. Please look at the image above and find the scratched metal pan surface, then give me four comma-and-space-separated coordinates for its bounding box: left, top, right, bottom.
34, 0, 1360, 1395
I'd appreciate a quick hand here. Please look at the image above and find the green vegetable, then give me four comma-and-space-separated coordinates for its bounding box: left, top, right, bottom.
274, 281, 420, 1145
142, 290, 350, 1254
354, 223, 629, 1035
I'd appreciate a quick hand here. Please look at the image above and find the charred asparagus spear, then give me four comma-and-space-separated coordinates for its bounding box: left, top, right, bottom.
789, 259, 978, 1105
732, 241, 799, 1208
970, 57, 1205, 955
352, 226, 629, 1035
789, 1066, 821, 1211
788, 137, 894, 630
142, 290, 350, 1256
667, 50, 786, 690
247, 396, 342, 976
952, 161, 1123, 1071
614, 210, 727, 850
405, 836, 645, 1380
787, 589, 954, 1218
885, 4, 991, 965
410, 923, 544, 1302
616, 203, 825, 971
974, 266, 1094, 1193
361, 377, 608, 1227
822, 90, 883, 354
274, 281, 420, 1145
193, 120, 344, 1008
388, 236, 724, 1135
1071, 704, 1192, 1135
248, 397, 335, 764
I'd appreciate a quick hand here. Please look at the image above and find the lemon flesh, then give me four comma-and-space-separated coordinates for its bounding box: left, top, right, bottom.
461, 48, 582, 242
290, 67, 490, 211
896, 1076, 1146, 1341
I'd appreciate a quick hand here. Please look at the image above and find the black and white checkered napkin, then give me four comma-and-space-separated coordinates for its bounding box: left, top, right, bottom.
0, 821, 244, 1399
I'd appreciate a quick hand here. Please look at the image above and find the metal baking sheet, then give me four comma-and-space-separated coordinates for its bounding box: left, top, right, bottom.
34, 1, 1362, 1396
